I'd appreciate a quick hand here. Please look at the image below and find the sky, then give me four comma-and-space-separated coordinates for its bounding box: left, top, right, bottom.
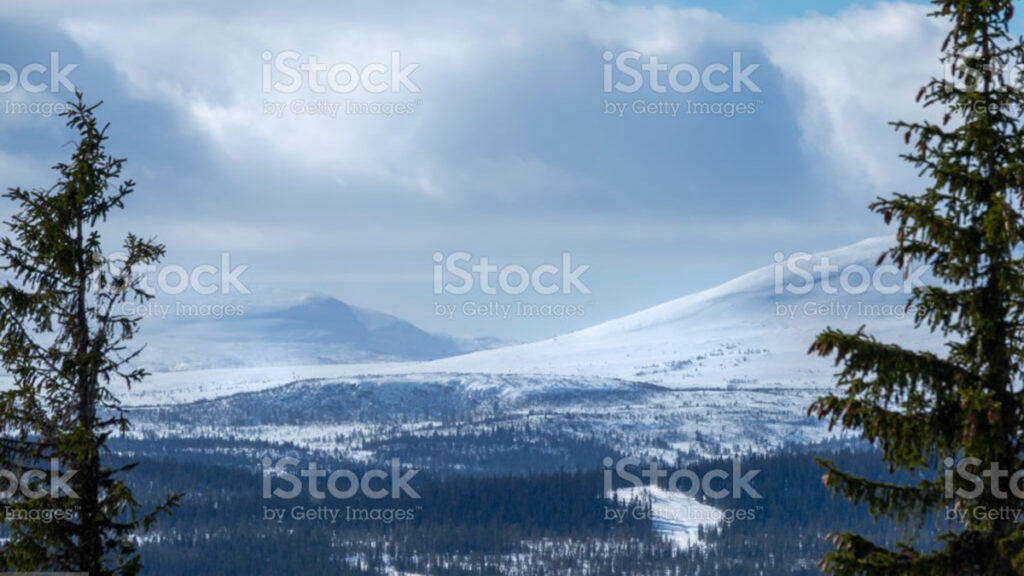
0, 0, 956, 342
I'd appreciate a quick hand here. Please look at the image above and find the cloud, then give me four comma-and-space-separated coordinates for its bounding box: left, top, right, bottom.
56, 1, 763, 205
764, 2, 947, 196
0, 0, 955, 339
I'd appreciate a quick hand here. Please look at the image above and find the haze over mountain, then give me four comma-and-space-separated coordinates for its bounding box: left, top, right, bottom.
117, 237, 948, 463
137, 295, 483, 371
84, 234, 951, 468
127, 236, 943, 404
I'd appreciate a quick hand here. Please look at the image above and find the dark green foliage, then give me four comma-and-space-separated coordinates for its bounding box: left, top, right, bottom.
97, 438, 927, 575
809, 1, 1024, 573
0, 93, 177, 574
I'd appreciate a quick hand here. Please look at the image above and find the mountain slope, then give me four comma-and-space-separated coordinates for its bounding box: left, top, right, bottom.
137, 296, 464, 371
127, 236, 944, 403
421, 236, 940, 387
113, 237, 943, 462
255, 296, 461, 359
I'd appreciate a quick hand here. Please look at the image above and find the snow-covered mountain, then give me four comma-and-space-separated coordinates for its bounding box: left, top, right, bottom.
119, 236, 945, 459
419, 235, 940, 387
255, 296, 463, 358
136, 296, 475, 371
127, 236, 941, 404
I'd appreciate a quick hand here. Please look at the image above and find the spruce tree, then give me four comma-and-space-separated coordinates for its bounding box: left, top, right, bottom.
0, 93, 177, 574
810, 1, 1024, 573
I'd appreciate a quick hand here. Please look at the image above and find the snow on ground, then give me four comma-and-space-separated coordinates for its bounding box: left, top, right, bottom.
612, 486, 725, 549
111, 363, 413, 406
0, 236, 943, 417
417, 236, 940, 385
114, 236, 942, 407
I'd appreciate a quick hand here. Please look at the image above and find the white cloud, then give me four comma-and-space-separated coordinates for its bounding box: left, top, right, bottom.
51, 1, 951, 204
764, 2, 946, 196
56, 1, 746, 201
0, 0, 964, 339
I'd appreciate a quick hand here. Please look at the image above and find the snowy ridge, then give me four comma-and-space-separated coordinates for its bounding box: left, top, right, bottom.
123, 235, 940, 405
418, 235, 939, 386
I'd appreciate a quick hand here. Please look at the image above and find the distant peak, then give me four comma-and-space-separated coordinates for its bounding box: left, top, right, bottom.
296, 293, 340, 305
